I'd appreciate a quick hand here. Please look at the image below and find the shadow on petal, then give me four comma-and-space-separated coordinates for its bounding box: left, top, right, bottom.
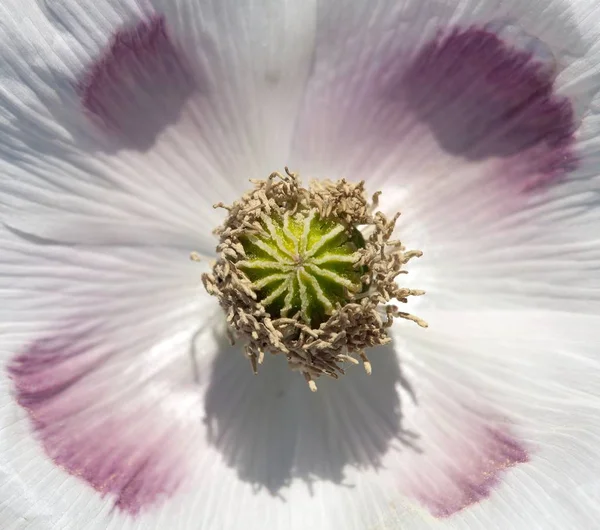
202, 336, 419, 495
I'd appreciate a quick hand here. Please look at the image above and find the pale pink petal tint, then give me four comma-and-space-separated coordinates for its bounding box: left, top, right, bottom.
10, 330, 190, 515
10, 13, 575, 519
78, 15, 195, 151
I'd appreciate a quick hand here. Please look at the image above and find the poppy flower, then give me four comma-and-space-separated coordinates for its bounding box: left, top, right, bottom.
1, 1, 599, 528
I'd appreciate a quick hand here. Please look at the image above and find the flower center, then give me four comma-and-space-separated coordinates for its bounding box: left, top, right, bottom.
237, 210, 364, 328
200, 169, 426, 391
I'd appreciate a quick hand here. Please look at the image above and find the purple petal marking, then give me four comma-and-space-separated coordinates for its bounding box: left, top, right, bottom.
78, 15, 196, 151
400, 27, 578, 191
417, 427, 529, 518
9, 333, 187, 515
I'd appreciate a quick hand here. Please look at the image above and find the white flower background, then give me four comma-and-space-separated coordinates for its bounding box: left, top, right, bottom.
1, 0, 600, 529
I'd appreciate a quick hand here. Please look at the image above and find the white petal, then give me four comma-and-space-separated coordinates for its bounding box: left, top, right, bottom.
291, 0, 600, 182
151, 0, 317, 177
0, 0, 317, 252
5, 305, 599, 528
0, 223, 218, 525
0, 1, 317, 527
0, 334, 419, 529
3, 0, 600, 529
284, 0, 600, 526
288, 0, 600, 315
382, 310, 600, 528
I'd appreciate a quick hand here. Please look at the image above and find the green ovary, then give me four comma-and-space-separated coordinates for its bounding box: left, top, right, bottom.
237, 210, 365, 327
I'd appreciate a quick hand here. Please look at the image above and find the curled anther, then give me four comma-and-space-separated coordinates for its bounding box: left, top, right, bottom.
371, 190, 382, 209
359, 351, 372, 375
394, 310, 429, 328
403, 250, 424, 262
303, 372, 318, 392
337, 354, 359, 365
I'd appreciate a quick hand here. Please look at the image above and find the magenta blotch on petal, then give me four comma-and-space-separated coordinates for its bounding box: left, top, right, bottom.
9, 332, 189, 515
400, 26, 577, 191
292, 22, 577, 218
413, 427, 529, 518
78, 15, 196, 151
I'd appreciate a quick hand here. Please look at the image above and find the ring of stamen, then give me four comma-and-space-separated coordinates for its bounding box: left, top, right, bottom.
200, 168, 426, 391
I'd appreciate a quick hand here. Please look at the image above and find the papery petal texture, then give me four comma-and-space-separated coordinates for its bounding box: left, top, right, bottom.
0, 0, 600, 529
0, 0, 316, 251
0, 0, 316, 525
289, 0, 600, 526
